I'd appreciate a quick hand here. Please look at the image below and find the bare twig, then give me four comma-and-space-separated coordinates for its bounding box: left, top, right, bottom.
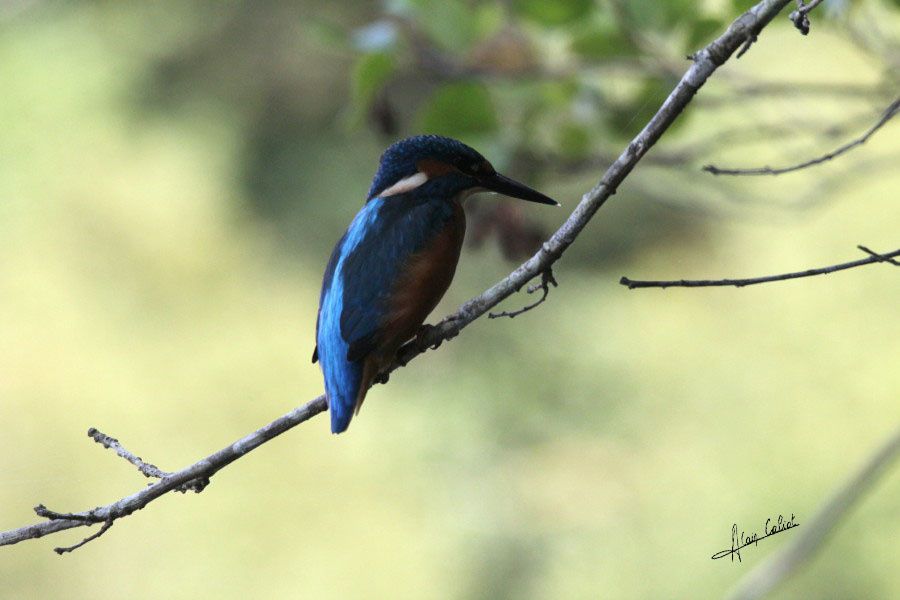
535, 110, 879, 177
858, 245, 900, 266
53, 520, 115, 555
620, 246, 900, 289
703, 96, 900, 176
34, 505, 105, 523
0, 397, 328, 549
0, 0, 798, 552
789, 0, 826, 35
87, 427, 207, 493
727, 425, 900, 600
88, 427, 168, 480
488, 268, 558, 319
31, 504, 116, 553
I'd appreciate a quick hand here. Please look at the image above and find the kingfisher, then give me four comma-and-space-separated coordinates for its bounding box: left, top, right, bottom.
313, 135, 558, 433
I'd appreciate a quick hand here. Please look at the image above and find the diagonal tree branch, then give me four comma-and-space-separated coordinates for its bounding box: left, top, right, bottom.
0, 397, 329, 548
620, 246, 900, 289
0, 0, 798, 552
703, 96, 900, 176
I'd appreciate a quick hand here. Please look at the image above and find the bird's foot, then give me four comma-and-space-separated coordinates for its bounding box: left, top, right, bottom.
415, 323, 442, 351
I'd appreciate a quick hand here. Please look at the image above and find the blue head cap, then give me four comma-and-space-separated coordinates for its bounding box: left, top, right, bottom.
366, 134, 559, 206
366, 135, 490, 201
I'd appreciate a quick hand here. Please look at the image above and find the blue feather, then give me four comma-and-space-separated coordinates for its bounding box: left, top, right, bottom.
340, 195, 454, 358
315, 135, 556, 433
366, 135, 480, 200
317, 199, 384, 433
316, 193, 456, 433
316, 135, 496, 433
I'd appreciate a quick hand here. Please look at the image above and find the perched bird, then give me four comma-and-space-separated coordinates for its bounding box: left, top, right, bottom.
313, 135, 558, 433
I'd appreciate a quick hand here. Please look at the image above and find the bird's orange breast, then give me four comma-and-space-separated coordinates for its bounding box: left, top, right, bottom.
379, 200, 466, 360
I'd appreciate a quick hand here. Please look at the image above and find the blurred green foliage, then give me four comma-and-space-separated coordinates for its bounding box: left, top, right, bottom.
346, 0, 740, 155
419, 82, 499, 135
0, 1, 899, 599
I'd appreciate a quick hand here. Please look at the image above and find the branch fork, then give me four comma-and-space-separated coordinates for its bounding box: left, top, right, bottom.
488, 268, 558, 319
703, 97, 900, 176
620, 245, 900, 289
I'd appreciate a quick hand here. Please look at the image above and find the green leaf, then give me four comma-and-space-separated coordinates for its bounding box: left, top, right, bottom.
350, 52, 394, 123
418, 82, 498, 137
513, 0, 594, 26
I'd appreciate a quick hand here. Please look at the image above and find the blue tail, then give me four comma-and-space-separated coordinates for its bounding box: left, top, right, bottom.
315, 198, 389, 433
316, 253, 364, 433
322, 355, 363, 434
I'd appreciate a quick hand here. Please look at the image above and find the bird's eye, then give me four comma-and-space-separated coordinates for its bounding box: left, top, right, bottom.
459, 160, 494, 177
468, 162, 490, 176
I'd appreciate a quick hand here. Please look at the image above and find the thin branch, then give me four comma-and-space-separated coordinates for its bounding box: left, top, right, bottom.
0, 0, 798, 552
726, 425, 900, 600
88, 427, 168, 480
87, 427, 207, 493
488, 269, 558, 319
620, 246, 900, 289
858, 245, 900, 266
53, 519, 114, 555
703, 96, 900, 176
532, 109, 880, 177
34, 505, 105, 523
789, 0, 826, 35
751, 152, 900, 213
0, 397, 328, 549
538, 119, 875, 201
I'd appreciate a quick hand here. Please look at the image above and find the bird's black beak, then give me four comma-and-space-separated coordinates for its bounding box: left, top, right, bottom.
481, 173, 559, 206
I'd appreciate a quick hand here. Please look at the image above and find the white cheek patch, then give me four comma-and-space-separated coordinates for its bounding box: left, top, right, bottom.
379, 171, 429, 197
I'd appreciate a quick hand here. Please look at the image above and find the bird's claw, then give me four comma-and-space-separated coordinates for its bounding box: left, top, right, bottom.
415, 324, 442, 351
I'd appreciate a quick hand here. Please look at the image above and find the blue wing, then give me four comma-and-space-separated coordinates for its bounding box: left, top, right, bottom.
340, 198, 455, 360
316, 196, 454, 433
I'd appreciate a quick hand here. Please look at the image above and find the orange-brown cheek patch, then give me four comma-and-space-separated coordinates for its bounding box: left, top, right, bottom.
417, 158, 457, 177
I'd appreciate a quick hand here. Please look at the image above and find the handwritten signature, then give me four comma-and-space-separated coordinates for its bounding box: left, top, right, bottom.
711, 514, 799, 561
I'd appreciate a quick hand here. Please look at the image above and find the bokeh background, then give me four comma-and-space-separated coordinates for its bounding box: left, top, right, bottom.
1, 0, 898, 598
